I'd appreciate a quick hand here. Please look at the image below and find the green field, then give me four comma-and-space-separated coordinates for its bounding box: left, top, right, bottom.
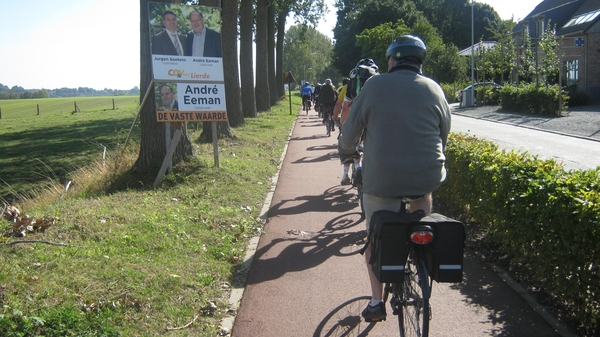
0, 94, 301, 336
0, 96, 140, 198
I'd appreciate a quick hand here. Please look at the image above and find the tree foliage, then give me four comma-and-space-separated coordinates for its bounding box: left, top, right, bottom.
283, 25, 337, 85
538, 21, 561, 87
331, 0, 503, 79
355, 18, 465, 84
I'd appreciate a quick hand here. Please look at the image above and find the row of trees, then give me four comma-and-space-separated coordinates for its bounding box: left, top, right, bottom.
136, 0, 553, 175
137, 0, 328, 172
0, 84, 140, 100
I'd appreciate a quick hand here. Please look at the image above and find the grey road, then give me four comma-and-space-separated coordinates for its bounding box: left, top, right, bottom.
451, 114, 600, 171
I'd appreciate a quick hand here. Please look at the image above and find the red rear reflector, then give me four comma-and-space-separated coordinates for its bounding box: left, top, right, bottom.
410, 231, 434, 244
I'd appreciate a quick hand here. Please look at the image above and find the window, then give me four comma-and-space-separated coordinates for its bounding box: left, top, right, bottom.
566, 60, 579, 86
563, 9, 600, 28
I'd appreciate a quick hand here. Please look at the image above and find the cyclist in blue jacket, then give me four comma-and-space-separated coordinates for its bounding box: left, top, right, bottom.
301, 82, 313, 111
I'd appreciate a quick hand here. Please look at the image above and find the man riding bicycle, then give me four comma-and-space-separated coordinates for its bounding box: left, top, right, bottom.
301, 82, 313, 111
338, 35, 451, 322
317, 79, 338, 132
335, 59, 379, 185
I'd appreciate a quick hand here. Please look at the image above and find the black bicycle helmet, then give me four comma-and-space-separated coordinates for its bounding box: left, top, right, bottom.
352, 58, 379, 79
355, 58, 378, 70
386, 35, 427, 64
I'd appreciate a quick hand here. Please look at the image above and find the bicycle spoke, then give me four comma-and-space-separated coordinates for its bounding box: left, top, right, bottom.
397, 251, 429, 337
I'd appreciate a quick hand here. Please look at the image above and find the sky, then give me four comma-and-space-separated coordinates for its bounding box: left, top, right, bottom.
0, 0, 540, 91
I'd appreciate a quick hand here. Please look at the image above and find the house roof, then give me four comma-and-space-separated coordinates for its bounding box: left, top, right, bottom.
458, 41, 498, 56
512, 0, 600, 36
559, 0, 600, 35
527, 0, 580, 18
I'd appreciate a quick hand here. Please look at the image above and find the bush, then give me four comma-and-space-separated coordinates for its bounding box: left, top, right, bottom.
475, 85, 500, 105
437, 133, 600, 335
566, 85, 590, 107
499, 83, 568, 116
440, 82, 469, 103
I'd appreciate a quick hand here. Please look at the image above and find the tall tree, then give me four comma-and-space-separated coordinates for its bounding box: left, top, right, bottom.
268, 4, 279, 105
274, 0, 326, 99
413, 0, 501, 48
276, 8, 287, 99
283, 25, 335, 85
255, 0, 271, 111
240, 0, 257, 117
332, 0, 424, 75
221, 0, 243, 127
136, 0, 194, 173
487, 18, 517, 84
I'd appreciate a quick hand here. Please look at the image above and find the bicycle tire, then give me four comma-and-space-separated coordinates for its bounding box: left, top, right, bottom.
397, 249, 430, 337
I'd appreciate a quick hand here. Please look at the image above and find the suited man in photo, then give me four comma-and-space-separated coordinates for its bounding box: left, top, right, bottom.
158, 84, 179, 111
185, 10, 222, 57
152, 10, 186, 56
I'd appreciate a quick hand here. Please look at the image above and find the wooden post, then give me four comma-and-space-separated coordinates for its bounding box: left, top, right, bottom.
113, 99, 116, 110
74, 101, 77, 112
122, 83, 153, 154
37, 104, 40, 116
165, 122, 172, 174
153, 129, 182, 187
212, 122, 219, 168
0, 108, 2, 119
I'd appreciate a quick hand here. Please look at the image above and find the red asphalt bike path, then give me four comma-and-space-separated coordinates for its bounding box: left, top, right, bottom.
229, 107, 567, 337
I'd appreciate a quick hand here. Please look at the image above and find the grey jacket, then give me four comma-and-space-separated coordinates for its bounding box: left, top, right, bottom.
338, 67, 451, 197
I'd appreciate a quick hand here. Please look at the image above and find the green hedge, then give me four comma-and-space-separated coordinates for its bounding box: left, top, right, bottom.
499, 83, 568, 116
437, 133, 600, 333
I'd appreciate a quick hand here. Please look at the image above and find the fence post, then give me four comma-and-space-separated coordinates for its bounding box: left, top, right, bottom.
74, 101, 77, 112
113, 99, 116, 110
37, 104, 40, 116
0, 107, 2, 119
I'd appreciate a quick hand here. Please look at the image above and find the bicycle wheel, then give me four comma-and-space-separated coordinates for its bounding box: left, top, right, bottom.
397, 249, 430, 337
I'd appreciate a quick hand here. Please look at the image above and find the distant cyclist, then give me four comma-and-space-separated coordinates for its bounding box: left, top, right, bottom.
317, 79, 338, 125
301, 82, 313, 112
338, 35, 451, 322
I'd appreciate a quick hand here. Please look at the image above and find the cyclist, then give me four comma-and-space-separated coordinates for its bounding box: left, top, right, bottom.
313, 83, 322, 117
317, 79, 338, 133
333, 77, 350, 127
335, 59, 379, 185
338, 35, 451, 322
301, 82, 313, 112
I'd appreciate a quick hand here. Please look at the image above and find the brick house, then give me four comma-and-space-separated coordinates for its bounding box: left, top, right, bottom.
512, 0, 600, 103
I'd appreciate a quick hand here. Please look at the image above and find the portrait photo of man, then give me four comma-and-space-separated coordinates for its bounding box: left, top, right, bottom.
151, 10, 186, 56
157, 84, 179, 111
185, 10, 222, 57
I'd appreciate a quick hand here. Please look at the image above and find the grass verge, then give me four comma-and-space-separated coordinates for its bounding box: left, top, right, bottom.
0, 95, 301, 336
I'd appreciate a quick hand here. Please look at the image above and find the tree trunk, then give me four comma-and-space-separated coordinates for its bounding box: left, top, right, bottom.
276, 8, 287, 99
267, 4, 278, 106
221, 0, 243, 127
240, 0, 257, 118
255, 0, 270, 112
136, 0, 193, 173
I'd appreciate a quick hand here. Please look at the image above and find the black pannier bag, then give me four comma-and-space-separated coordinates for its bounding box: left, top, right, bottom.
369, 210, 424, 283
368, 210, 465, 283
422, 213, 465, 283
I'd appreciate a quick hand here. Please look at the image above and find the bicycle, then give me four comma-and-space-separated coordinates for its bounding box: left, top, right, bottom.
365, 203, 464, 337
326, 113, 335, 137
321, 104, 335, 137
363, 201, 433, 337
385, 201, 433, 337
302, 96, 311, 115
